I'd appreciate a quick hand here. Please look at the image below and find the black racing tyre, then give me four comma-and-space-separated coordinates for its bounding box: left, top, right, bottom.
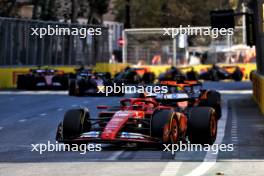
151, 110, 179, 144
104, 72, 112, 80
26, 76, 36, 90
249, 70, 255, 81
142, 72, 155, 84
17, 75, 25, 89
199, 91, 221, 119
188, 107, 217, 145
232, 68, 243, 81
17, 75, 35, 90
76, 80, 86, 96
68, 80, 76, 96
210, 69, 219, 81
206, 91, 221, 119
186, 71, 198, 81
133, 74, 141, 84
56, 122, 63, 142
62, 109, 91, 140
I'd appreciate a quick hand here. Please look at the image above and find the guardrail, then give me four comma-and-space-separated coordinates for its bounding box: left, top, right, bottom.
252, 71, 264, 114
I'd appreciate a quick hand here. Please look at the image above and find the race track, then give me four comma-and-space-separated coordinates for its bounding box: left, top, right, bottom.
1, 81, 264, 176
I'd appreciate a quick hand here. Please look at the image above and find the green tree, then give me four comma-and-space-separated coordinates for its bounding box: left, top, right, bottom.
113, 0, 231, 27
0, 0, 17, 17
32, 0, 110, 24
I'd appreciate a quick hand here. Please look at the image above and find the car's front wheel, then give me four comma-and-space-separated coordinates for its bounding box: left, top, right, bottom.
151, 110, 179, 144
61, 109, 91, 141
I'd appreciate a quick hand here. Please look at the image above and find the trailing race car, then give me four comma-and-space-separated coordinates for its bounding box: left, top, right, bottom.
56, 97, 218, 146
17, 68, 69, 90
68, 68, 116, 96
158, 66, 186, 81
114, 67, 155, 84
156, 80, 221, 120
199, 65, 244, 81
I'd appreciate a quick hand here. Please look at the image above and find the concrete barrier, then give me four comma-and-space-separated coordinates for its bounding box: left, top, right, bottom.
0, 66, 76, 89
0, 63, 256, 89
94, 63, 129, 75
252, 71, 264, 114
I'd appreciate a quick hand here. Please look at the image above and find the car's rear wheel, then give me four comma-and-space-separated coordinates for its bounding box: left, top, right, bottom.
188, 107, 217, 145
62, 109, 91, 141
68, 80, 76, 96
151, 110, 179, 144
76, 80, 85, 96
142, 72, 155, 84
17, 75, 25, 89
202, 91, 221, 119
232, 68, 243, 81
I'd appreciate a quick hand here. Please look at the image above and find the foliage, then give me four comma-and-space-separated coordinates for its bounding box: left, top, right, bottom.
113, 0, 231, 27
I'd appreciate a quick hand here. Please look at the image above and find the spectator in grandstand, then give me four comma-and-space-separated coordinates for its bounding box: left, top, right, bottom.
137, 60, 145, 66
167, 57, 173, 65
109, 53, 117, 64
152, 54, 161, 65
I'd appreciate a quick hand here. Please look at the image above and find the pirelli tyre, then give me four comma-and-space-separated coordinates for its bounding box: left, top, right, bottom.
232, 67, 243, 81
61, 109, 91, 141
151, 110, 179, 144
68, 80, 76, 96
142, 72, 156, 84
210, 69, 219, 81
200, 91, 222, 119
17, 75, 26, 89
17, 75, 35, 90
188, 107, 217, 145
76, 80, 86, 96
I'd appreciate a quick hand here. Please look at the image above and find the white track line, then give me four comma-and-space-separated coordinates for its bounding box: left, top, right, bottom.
18, 119, 27, 122
183, 99, 229, 176
219, 90, 252, 94
160, 162, 182, 176
160, 98, 229, 176
106, 150, 124, 161
57, 108, 64, 112
0, 91, 67, 95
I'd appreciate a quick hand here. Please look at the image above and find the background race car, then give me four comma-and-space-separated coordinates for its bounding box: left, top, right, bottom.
68, 68, 118, 96
198, 65, 244, 81
114, 67, 155, 84
158, 66, 187, 81
17, 68, 69, 90
56, 97, 218, 146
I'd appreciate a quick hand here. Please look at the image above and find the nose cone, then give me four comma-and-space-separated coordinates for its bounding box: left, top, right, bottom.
101, 111, 132, 140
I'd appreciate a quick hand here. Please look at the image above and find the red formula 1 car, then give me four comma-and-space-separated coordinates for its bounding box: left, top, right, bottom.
56, 97, 217, 146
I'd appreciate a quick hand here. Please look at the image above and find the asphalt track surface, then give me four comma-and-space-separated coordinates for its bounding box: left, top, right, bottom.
1, 81, 264, 176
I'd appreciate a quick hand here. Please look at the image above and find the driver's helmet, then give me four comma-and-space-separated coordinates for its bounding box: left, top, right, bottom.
169, 86, 184, 93
132, 102, 145, 110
